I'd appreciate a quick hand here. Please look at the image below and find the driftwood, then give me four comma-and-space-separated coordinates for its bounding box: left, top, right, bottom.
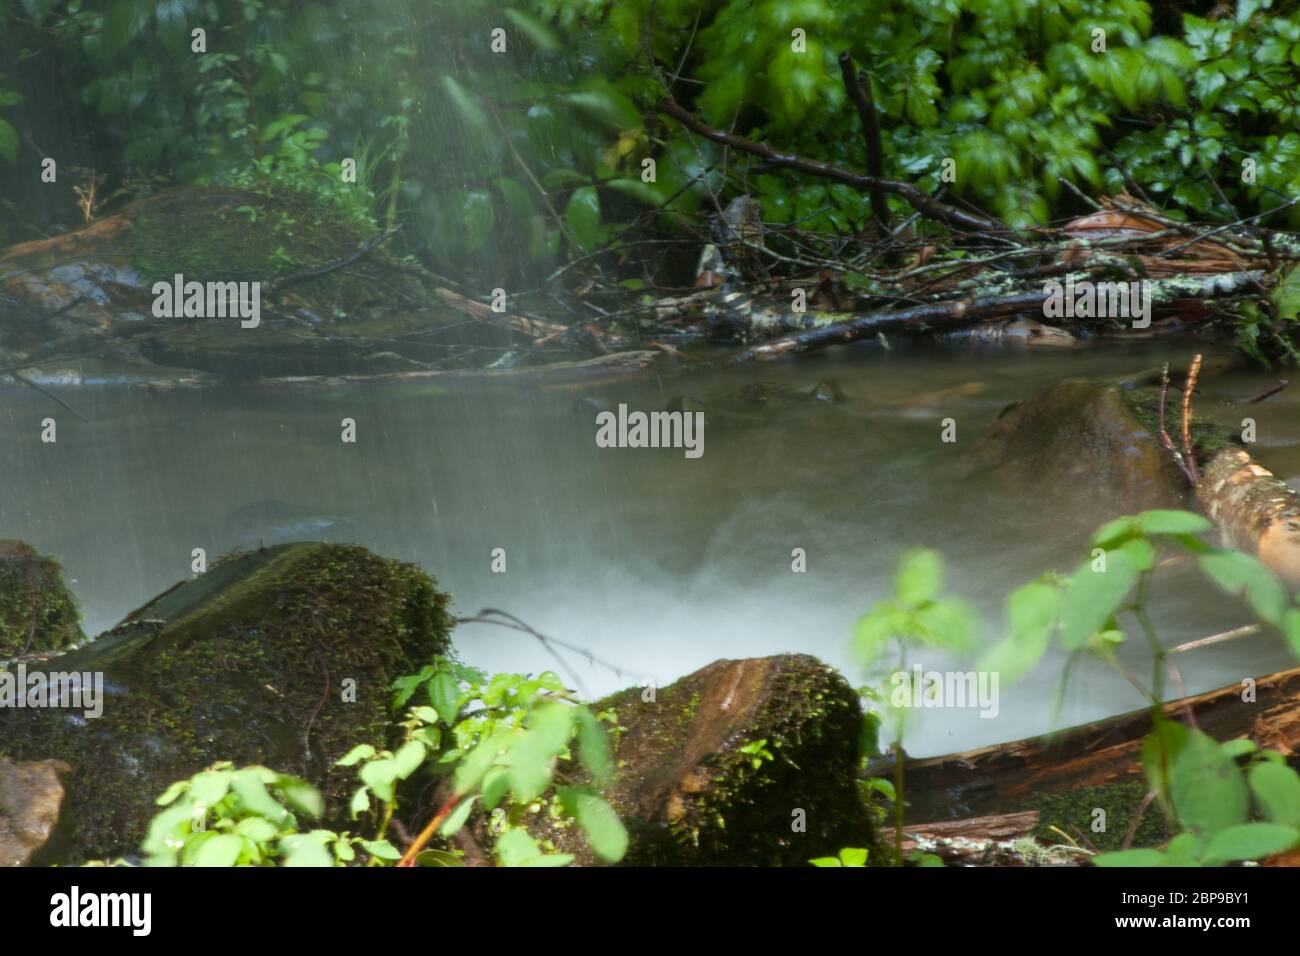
1199, 448, 1300, 588
724, 271, 1265, 363
255, 349, 659, 388
895, 810, 1055, 866
892, 664, 1300, 824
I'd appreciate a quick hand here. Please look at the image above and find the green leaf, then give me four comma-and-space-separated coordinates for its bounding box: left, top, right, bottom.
1060, 550, 1140, 650
359, 758, 399, 804
894, 549, 943, 606
495, 828, 543, 867
1198, 550, 1288, 626
565, 186, 604, 252
336, 744, 376, 767
1137, 510, 1213, 535
188, 769, 232, 808
1203, 823, 1298, 864
277, 779, 323, 820
155, 780, 189, 806
281, 834, 335, 867
440, 797, 476, 837
1249, 762, 1300, 827
980, 579, 1062, 682
360, 839, 403, 861
506, 702, 575, 802
349, 786, 370, 819
231, 770, 290, 825
427, 670, 461, 725
192, 833, 244, 867
1285, 608, 1300, 659
1170, 730, 1249, 838
838, 847, 869, 867
574, 707, 613, 786
234, 817, 278, 843
393, 740, 427, 780
558, 787, 628, 862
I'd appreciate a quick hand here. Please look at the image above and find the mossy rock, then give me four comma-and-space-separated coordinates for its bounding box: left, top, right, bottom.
546, 654, 878, 866
0, 541, 83, 659
0, 187, 478, 379
960, 379, 1221, 522
0, 542, 453, 863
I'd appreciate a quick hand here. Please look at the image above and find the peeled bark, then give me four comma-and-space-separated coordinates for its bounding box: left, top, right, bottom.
1198, 448, 1300, 588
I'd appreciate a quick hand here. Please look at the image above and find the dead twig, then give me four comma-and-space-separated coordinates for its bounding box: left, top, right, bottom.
1180, 354, 1203, 486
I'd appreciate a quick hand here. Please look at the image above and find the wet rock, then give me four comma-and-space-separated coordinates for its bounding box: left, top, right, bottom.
0, 187, 474, 381
0, 542, 453, 863
0, 757, 70, 867
959, 380, 1223, 519
545, 654, 878, 866
0, 541, 84, 659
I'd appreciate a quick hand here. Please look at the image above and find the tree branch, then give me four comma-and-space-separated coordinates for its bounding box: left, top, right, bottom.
655, 98, 1003, 233
837, 52, 892, 231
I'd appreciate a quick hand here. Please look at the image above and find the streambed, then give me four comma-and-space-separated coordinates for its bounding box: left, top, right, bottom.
2, 339, 1297, 756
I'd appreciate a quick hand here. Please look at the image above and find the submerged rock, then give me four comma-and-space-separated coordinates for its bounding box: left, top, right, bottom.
0, 541, 83, 659
545, 654, 878, 866
0, 757, 70, 867
0, 542, 453, 863
959, 379, 1234, 520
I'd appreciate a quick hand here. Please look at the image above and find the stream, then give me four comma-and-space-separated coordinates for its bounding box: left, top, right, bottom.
3, 338, 1298, 756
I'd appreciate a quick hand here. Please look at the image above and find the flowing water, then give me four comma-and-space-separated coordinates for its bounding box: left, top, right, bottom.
3, 339, 1298, 756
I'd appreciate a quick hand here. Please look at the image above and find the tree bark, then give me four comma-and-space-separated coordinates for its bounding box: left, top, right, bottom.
890, 664, 1300, 824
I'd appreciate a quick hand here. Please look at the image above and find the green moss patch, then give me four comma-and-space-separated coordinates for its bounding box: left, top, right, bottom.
0, 541, 83, 659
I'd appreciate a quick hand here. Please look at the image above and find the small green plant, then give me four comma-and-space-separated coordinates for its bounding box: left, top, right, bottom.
977, 509, 1300, 866
737, 738, 775, 770
810, 847, 869, 867
853, 548, 975, 864
125, 656, 629, 867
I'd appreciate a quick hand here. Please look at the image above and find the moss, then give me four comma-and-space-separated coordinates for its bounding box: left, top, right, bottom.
1122, 387, 1240, 462
0, 541, 83, 659
0, 542, 453, 863
549, 655, 879, 866
1030, 780, 1175, 852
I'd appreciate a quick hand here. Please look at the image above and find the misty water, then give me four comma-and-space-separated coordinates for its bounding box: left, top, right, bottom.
4, 340, 1298, 756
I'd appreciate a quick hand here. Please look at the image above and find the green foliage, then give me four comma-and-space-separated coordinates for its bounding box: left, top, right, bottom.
120, 656, 627, 867
10, 0, 1300, 280
1095, 731, 1300, 866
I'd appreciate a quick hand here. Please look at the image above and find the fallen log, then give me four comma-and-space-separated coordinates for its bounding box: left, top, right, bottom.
889, 663, 1300, 825
895, 810, 1062, 866
1198, 447, 1300, 588
728, 270, 1267, 363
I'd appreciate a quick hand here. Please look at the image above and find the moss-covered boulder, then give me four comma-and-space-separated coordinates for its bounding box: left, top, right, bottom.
551, 654, 878, 866
959, 379, 1238, 521
0, 541, 83, 659
0, 542, 453, 863
0, 187, 487, 382
0, 757, 70, 867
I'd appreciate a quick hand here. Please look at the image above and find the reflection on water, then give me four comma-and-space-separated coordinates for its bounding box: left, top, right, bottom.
3, 340, 1298, 755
